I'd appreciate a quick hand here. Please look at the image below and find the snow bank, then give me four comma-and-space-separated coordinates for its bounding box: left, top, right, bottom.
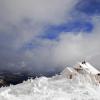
0, 74, 100, 100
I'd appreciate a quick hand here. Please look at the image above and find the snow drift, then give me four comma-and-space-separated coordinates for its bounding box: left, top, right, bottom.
0, 75, 100, 100
0, 62, 100, 100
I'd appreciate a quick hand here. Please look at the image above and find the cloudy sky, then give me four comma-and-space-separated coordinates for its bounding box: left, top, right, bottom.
0, 0, 100, 74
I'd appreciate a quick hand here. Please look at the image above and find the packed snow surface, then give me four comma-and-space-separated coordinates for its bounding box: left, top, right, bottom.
0, 74, 100, 100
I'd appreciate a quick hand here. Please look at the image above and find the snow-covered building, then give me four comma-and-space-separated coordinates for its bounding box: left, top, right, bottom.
61, 67, 77, 79
62, 61, 100, 83
74, 61, 100, 83
74, 61, 100, 74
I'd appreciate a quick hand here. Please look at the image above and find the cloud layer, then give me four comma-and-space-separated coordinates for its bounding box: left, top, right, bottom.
0, 0, 100, 74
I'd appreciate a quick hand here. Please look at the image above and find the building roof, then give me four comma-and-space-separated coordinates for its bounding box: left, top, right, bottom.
79, 62, 100, 74
67, 67, 76, 73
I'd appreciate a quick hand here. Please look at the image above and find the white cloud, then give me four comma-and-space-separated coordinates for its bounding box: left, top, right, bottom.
52, 32, 100, 68
0, 0, 100, 73
0, 0, 78, 49
21, 30, 100, 71
0, 0, 77, 24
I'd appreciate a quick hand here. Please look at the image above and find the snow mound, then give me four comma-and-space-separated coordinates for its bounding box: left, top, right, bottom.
0, 74, 100, 100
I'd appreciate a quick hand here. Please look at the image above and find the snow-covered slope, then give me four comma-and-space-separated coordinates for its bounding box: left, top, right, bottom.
0, 74, 100, 100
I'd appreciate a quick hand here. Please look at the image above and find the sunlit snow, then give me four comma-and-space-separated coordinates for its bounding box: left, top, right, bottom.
0, 73, 100, 100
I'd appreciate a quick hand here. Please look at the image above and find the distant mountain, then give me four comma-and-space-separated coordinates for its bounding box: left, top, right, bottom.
0, 71, 36, 87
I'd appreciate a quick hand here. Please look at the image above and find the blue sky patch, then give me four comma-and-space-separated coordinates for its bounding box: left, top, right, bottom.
41, 21, 93, 39
76, 0, 100, 15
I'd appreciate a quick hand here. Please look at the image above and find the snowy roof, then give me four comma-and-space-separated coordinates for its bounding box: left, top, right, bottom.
79, 62, 100, 75
67, 67, 75, 73
61, 67, 77, 76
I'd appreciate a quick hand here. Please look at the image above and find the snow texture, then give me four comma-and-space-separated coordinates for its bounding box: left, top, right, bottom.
0, 73, 100, 100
